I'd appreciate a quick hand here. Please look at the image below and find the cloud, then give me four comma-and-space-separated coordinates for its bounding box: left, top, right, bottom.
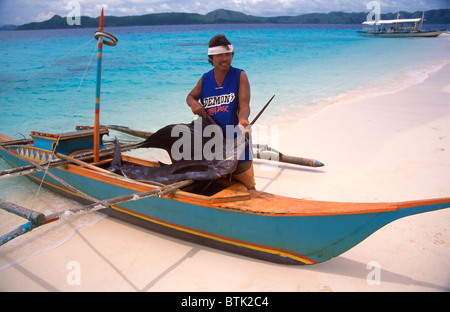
0, 0, 448, 25
35, 11, 57, 22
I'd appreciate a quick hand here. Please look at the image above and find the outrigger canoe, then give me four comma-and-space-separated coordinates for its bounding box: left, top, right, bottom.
1, 127, 450, 265
1, 10, 449, 265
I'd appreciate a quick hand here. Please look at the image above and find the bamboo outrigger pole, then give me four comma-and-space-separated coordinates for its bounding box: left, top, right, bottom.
0, 179, 194, 246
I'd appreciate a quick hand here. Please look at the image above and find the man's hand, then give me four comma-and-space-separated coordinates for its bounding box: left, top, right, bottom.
186, 78, 207, 118
238, 119, 251, 138
189, 101, 207, 118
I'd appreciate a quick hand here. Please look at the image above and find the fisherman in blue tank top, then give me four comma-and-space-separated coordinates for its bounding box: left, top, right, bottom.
186, 34, 255, 189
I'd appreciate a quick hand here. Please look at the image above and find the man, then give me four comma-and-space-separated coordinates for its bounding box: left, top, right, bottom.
186, 34, 255, 189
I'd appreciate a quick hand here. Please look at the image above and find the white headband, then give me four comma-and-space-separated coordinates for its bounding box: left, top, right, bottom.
208, 45, 234, 56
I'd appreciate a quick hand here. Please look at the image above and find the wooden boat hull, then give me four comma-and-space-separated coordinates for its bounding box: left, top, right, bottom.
1, 142, 449, 265
357, 30, 446, 38
3, 11, 448, 266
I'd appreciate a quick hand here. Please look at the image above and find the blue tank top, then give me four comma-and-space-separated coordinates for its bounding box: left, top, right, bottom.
200, 66, 251, 163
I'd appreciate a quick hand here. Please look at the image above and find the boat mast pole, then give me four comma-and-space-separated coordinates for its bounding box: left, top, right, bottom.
93, 8, 105, 163
420, 11, 425, 32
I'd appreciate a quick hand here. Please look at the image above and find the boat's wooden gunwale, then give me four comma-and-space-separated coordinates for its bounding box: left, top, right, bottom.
63, 161, 399, 217
2, 137, 449, 218
96, 154, 403, 216
358, 30, 445, 38
63, 163, 251, 207
0, 134, 15, 143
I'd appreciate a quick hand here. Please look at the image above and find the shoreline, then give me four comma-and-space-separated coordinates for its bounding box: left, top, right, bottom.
258, 57, 450, 131
256, 62, 450, 202
1, 63, 449, 291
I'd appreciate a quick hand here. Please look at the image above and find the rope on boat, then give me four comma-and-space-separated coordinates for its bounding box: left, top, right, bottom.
0, 140, 144, 181
0, 140, 153, 243
0, 38, 95, 97
0, 144, 100, 205
94, 31, 118, 46
0, 179, 194, 246
25, 45, 98, 221
0, 41, 99, 222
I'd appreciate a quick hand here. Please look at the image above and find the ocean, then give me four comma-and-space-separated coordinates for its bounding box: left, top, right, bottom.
0, 23, 449, 269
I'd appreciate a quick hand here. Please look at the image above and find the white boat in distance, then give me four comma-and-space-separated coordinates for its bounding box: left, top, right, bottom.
358, 12, 447, 38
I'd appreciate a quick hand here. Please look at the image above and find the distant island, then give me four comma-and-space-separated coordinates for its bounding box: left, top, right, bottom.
11, 8, 450, 30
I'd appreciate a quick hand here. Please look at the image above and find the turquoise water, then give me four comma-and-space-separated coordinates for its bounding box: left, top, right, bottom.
1, 24, 449, 138
0, 23, 449, 269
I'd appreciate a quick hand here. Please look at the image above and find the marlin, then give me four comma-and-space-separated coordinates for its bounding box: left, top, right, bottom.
108, 138, 238, 185
107, 116, 240, 184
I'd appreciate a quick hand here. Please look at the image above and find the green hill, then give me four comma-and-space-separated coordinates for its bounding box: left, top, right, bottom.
15, 8, 450, 30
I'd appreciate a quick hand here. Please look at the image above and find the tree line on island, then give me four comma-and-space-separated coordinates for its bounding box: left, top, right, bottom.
9, 8, 450, 30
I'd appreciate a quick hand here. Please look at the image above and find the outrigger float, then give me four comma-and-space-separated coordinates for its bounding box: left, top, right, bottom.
1, 10, 449, 265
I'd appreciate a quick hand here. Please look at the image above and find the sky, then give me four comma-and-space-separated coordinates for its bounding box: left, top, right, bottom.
0, 0, 449, 26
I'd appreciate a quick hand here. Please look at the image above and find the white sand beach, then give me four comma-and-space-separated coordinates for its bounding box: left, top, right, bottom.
0, 63, 449, 292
